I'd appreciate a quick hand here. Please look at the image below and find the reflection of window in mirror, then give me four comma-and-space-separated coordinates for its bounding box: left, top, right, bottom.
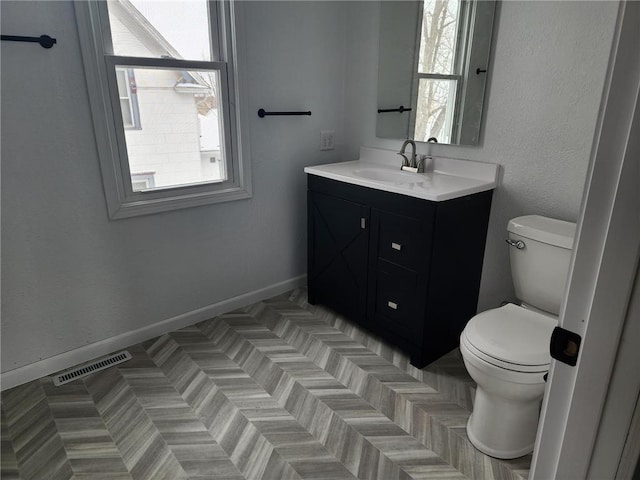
376, 0, 496, 146
413, 0, 468, 144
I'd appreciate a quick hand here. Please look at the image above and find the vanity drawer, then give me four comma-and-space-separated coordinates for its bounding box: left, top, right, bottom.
376, 210, 431, 270
372, 261, 424, 338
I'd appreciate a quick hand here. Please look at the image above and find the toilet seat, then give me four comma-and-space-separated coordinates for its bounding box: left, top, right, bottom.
461, 303, 556, 373
461, 335, 548, 376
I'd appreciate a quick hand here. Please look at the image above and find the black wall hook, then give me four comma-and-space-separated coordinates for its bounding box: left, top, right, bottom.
1, 34, 57, 49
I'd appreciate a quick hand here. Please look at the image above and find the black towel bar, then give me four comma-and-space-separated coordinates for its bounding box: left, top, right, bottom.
1, 34, 57, 49
258, 108, 311, 118
377, 105, 412, 114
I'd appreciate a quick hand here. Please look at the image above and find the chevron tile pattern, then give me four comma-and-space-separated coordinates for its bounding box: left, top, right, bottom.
1, 289, 531, 480
2, 380, 74, 480
1, 405, 20, 480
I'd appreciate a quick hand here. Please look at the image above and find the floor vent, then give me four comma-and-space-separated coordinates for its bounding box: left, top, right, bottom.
52, 351, 132, 386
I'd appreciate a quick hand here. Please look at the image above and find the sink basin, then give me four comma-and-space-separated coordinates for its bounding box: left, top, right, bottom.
304, 147, 499, 202
353, 168, 422, 184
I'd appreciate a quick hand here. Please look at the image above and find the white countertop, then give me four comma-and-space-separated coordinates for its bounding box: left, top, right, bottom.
304, 146, 500, 202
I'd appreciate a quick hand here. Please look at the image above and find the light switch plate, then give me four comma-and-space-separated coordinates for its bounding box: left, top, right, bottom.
320, 130, 335, 151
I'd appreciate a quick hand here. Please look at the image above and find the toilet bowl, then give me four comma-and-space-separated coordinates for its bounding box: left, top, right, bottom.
460, 215, 576, 459
460, 303, 556, 458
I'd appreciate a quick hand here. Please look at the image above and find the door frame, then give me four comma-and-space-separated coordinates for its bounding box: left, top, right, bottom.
530, 1, 640, 478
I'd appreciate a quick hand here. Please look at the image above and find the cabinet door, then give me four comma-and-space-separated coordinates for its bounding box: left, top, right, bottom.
308, 191, 369, 322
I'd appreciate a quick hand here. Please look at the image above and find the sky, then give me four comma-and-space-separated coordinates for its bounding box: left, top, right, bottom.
129, 0, 212, 61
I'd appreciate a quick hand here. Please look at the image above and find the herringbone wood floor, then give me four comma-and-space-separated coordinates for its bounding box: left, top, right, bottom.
1, 290, 531, 480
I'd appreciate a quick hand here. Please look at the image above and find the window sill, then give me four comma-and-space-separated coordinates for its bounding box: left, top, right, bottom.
108, 184, 252, 219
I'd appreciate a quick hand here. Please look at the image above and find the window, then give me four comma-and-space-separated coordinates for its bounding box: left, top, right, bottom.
75, 0, 250, 219
412, 0, 471, 143
115, 68, 141, 129
130, 172, 155, 191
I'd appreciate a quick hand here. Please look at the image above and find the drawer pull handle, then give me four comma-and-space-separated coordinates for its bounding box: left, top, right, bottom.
387, 301, 398, 310
391, 242, 402, 251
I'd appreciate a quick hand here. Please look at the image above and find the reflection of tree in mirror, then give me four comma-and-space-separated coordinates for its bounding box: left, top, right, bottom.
418, 0, 459, 74
415, 0, 460, 143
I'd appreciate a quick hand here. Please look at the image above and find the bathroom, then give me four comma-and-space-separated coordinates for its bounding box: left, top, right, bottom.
1, 1, 638, 479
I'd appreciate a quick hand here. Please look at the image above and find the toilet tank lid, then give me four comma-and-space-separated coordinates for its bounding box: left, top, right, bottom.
507, 215, 576, 249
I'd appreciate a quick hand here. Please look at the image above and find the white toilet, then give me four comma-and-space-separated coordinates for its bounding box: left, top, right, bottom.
460, 215, 576, 459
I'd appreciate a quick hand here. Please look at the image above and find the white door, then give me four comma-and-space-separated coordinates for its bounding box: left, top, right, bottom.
530, 2, 640, 478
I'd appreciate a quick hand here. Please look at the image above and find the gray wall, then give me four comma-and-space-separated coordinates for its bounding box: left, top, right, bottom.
343, 1, 618, 311
0, 1, 346, 372
1, 0, 620, 373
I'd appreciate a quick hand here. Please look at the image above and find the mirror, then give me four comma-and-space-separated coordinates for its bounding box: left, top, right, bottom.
376, 0, 496, 145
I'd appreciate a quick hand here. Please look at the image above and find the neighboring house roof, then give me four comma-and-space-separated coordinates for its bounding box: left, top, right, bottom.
111, 0, 182, 59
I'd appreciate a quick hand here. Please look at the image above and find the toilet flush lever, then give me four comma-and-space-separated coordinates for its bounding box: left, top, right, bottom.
506, 239, 525, 249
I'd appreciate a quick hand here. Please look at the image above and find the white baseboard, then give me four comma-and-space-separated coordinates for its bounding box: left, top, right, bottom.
1, 275, 306, 391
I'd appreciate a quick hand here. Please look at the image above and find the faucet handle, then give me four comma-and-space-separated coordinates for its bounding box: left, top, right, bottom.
397, 152, 410, 168
416, 154, 432, 173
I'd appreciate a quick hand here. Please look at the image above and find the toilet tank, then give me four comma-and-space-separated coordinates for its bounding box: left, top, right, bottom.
507, 215, 576, 316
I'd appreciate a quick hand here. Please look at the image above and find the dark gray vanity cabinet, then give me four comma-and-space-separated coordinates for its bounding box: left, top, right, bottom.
307, 175, 493, 368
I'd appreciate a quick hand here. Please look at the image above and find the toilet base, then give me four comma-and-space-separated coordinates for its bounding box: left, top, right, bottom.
466, 416, 535, 459
466, 386, 541, 459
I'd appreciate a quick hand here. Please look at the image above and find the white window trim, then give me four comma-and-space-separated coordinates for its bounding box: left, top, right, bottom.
74, 0, 252, 219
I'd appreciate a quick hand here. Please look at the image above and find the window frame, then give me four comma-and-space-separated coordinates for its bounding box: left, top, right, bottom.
75, 0, 251, 219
